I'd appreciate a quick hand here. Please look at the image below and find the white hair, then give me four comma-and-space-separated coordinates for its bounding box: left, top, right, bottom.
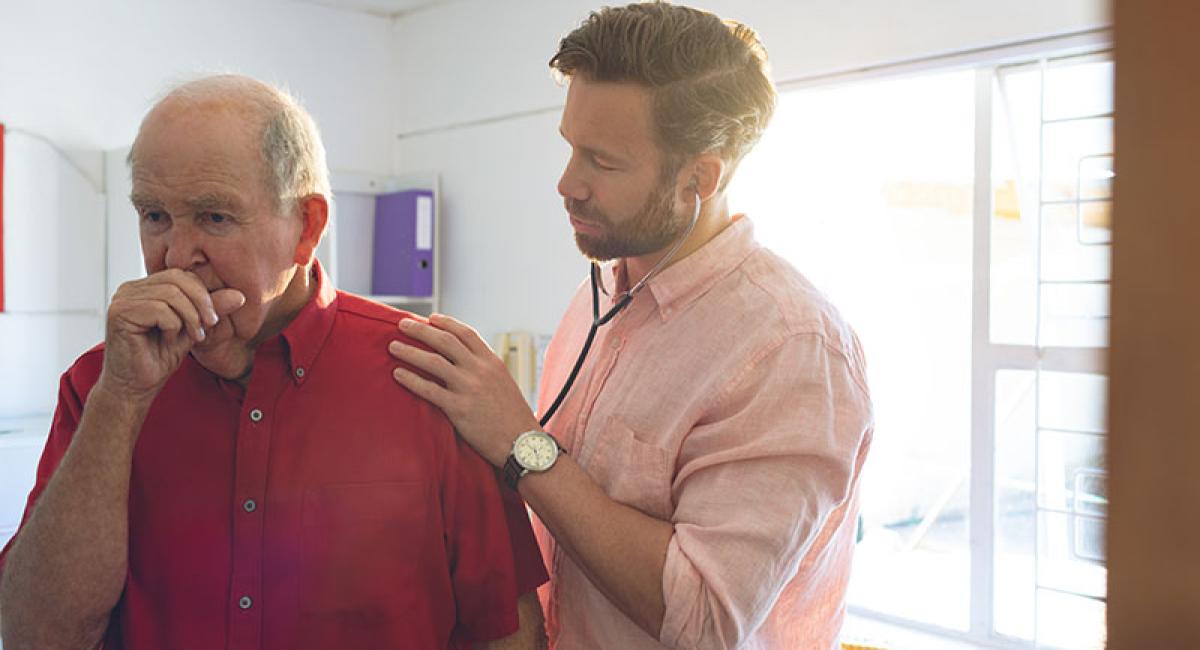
130, 74, 331, 214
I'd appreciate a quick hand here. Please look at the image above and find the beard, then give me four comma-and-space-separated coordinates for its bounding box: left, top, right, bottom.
566, 179, 690, 262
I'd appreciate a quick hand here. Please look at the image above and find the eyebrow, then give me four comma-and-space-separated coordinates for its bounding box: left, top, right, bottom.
129, 193, 163, 210
128, 193, 240, 212
184, 194, 240, 212
559, 127, 628, 163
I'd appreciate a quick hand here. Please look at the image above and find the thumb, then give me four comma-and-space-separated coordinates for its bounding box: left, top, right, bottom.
211, 288, 247, 317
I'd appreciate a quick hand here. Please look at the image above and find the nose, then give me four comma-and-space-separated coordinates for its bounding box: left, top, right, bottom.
161, 222, 208, 272
557, 154, 590, 202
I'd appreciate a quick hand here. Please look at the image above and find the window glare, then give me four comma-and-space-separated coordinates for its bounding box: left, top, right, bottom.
730, 54, 1111, 650
731, 69, 977, 631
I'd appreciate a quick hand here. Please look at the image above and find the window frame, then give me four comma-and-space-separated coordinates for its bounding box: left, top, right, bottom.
799, 31, 1116, 649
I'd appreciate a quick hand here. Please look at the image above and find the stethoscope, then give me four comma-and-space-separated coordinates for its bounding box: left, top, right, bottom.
539, 189, 703, 427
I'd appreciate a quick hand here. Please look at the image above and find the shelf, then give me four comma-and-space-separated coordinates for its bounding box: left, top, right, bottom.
319, 170, 441, 315
368, 295, 434, 305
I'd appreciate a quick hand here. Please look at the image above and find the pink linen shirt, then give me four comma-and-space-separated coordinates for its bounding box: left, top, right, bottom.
534, 216, 874, 650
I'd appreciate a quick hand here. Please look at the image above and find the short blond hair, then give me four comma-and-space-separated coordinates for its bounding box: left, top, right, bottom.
550, 2, 776, 184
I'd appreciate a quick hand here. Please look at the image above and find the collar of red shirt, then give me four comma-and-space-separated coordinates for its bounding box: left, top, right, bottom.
274, 259, 339, 385
608, 214, 759, 321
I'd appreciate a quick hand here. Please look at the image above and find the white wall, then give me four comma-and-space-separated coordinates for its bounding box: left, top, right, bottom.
0, 0, 1115, 410
0, 0, 397, 169
390, 0, 1111, 343
0, 0, 398, 420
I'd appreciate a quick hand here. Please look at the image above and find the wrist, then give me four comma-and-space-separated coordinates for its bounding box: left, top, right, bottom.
90, 377, 158, 419
502, 429, 565, 490
76, 379, 156, 449
489, 417, 540, 467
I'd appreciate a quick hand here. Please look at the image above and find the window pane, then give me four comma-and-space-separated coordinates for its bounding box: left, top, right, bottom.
990, 59, 1113, 348
1038, 281, 1109, 348
995, 370, 1037, 640
990, 67, 1040, 346
1038, 371, 1107, 433
1040, 205, 1111, 283
994, 368, 1108, 647
730, 69, 975, 632
1037, 590, 1107, 649
1043, 58, 1114, 121
1041, 118, 1114, 203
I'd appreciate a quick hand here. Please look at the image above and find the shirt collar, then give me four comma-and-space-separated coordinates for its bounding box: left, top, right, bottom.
609, 215, 759, 320
279, 259, 338, 385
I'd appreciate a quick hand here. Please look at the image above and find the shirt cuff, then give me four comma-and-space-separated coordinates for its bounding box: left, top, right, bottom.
659, 533, 709, 648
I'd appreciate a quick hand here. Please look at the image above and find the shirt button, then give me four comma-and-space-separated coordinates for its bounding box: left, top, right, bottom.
239, 596, 253, 610
249, 408, 263, 422
295, 367, 306, 378
242, 499, 257, 513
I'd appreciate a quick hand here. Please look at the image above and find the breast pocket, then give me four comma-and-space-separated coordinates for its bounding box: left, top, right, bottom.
587, 418, 676, 519
299, 481, 435, 616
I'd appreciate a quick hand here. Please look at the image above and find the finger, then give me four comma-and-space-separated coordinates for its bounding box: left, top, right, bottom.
144, 269, 219, 327
388, 340, 457, 383
392, 366, 452, 408
211, 288, 247, 317
140, 284, 207, 343
428, 313, 493, 357
118, 300, 185, 338
397, 318, 468, 365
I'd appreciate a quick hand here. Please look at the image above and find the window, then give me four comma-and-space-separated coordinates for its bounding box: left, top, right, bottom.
729, 46, 1111, 649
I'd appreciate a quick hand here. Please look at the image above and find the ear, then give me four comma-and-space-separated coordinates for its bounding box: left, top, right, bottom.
293, 194, 330, 266
676, 153, 726, 204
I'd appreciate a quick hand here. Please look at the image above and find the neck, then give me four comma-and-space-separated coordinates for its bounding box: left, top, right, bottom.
203, 264, 316, 386
625, 194, 732, 287
254, 264, 316, 346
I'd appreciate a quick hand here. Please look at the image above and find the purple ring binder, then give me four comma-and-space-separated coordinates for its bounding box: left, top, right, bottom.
371, 190, 434, 297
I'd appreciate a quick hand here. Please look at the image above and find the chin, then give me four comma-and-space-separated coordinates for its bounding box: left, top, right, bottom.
190, 338, 252, 382
574, 233, 615, 262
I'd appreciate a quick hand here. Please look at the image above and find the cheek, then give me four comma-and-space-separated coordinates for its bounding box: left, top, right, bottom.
140, 239, 166, 273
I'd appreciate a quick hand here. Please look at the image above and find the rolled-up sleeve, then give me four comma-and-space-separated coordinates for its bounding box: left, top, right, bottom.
659, 333, 872, 649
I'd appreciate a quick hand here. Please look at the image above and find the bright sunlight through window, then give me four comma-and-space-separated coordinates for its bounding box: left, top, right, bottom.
729, 50, 1112, 649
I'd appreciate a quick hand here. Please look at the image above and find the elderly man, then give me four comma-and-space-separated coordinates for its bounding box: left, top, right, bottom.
388, 4, 874, 649
0, 75, 546, 650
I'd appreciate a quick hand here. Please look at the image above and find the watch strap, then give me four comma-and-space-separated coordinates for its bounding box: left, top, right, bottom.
502, 454, 526, 491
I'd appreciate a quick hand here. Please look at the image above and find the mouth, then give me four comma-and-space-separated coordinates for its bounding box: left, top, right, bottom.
569, 214, 602, 235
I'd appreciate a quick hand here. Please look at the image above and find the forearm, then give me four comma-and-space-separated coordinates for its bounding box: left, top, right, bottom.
0, 384, 148, 648
519, 455, 673, 638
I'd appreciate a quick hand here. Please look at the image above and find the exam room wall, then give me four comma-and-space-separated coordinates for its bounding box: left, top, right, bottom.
0, 0, 397, 419
389, 0, 1111, 345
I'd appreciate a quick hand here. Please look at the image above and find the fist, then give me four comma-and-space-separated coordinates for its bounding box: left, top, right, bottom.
101, 269, 245, 402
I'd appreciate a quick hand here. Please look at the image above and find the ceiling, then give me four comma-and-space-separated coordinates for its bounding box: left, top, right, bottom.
290, 0, 458, 19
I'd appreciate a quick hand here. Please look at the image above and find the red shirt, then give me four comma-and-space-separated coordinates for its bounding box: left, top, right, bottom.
0, 264, 547, 649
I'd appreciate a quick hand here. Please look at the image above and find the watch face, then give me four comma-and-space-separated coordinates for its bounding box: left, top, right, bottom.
514, 432, 559, 472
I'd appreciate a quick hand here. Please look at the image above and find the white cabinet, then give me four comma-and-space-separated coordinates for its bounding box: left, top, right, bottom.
0, 131, 106, 418
0, 416, 51, 550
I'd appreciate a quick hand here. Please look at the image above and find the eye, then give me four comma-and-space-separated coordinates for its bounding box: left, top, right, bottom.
140, 211, 170, 231
592, 156, 618, 172
206, 213, 228, 224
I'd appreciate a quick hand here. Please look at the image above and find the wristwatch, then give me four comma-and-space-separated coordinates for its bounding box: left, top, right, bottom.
502, 430, 565, 490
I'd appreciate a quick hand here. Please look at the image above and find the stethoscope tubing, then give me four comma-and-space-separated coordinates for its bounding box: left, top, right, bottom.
539, 191, 702, 428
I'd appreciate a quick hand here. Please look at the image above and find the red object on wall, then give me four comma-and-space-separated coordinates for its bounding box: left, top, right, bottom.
0, 122, 5, 313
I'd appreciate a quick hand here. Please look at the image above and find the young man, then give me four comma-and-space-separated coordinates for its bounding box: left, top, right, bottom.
0, 75, 546, 650
389, 4, 874, 649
